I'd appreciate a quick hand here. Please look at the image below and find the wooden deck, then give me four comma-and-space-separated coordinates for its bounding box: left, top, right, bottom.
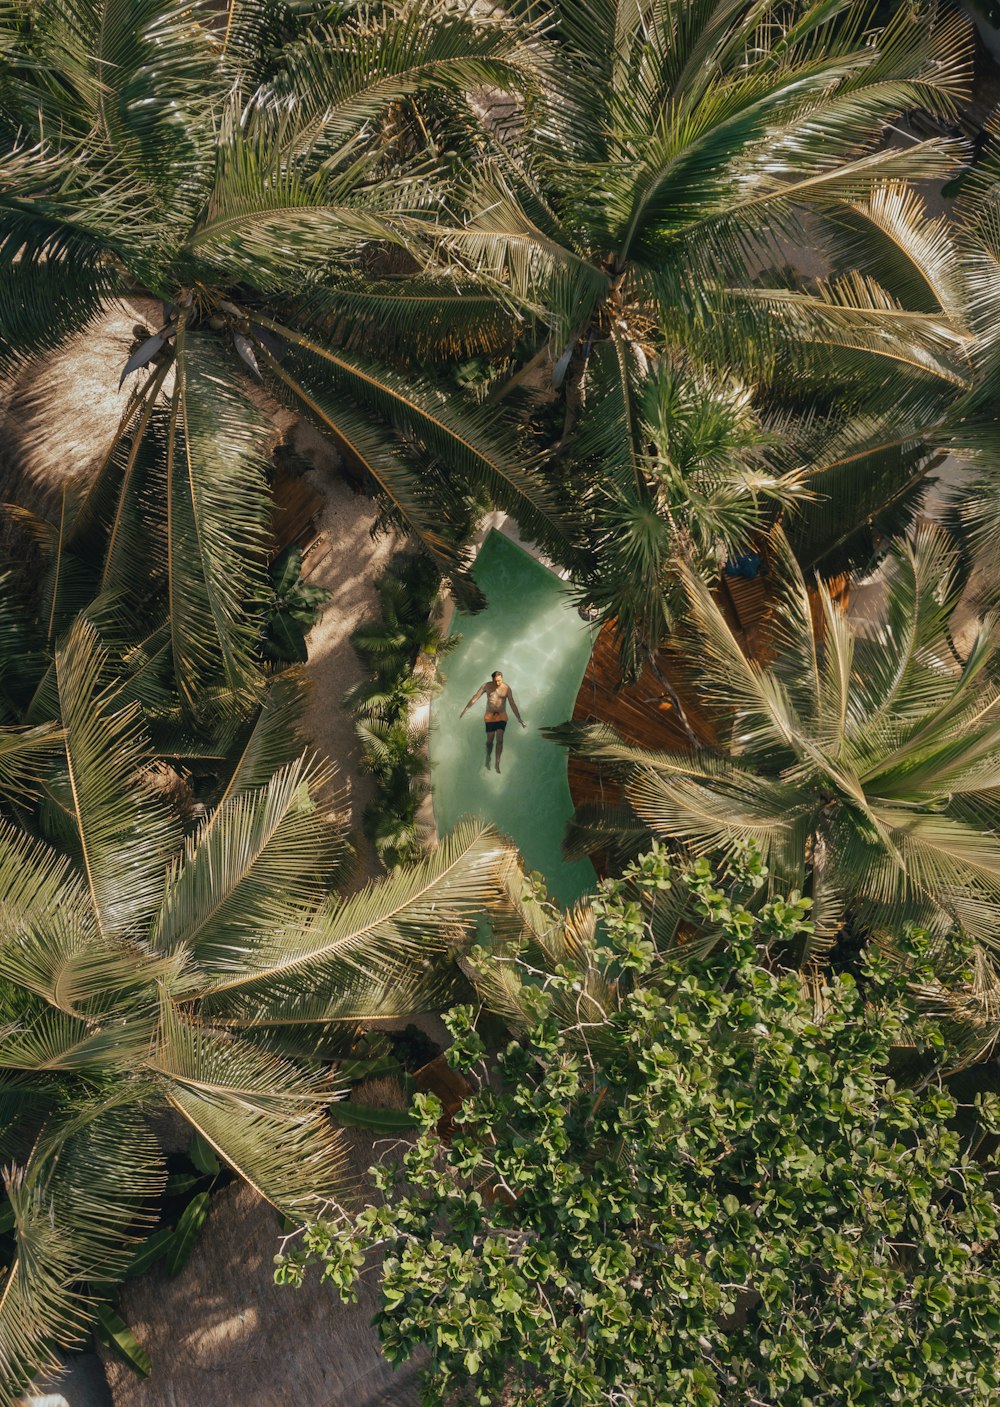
568, 622, 709, 817
269, 470, 325, 558
567, 564, 849, 816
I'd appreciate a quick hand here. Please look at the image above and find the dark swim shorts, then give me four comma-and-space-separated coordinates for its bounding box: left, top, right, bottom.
484, 712, 508, 734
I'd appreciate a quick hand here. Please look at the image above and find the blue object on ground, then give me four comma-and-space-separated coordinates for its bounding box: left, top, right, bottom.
429, 531, 597, 908
724, 551, 762, 580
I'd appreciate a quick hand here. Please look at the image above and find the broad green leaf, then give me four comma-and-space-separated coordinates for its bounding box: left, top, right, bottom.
95, 1304, 152, 1378
165, 1191, 212, 1278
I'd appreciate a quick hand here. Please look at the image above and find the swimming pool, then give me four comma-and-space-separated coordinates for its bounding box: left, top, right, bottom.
429, 529, 597, 908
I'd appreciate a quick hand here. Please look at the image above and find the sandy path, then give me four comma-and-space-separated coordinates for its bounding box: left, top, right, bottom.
102, 1132, 419, 1407
293, 449, 400, 864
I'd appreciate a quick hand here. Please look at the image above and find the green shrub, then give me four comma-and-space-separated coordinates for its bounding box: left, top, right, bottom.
280, 849, 1000, 1407
348, 554, 455, 866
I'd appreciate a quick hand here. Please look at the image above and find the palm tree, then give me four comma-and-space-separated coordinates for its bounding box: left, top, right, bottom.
570, 361, 806, 677
554, 527, 1000, 970
0, 620, 519, 1399
425, 0, 976, 662
0, 0, 561, 714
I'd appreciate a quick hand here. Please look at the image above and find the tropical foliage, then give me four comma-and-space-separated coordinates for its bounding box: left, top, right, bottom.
0, 622, 518, 1400
428, 0, 986, 667
261, 545, 330, 666
347, 553, 454, 866
554, 525, 1000, 1036
279, 847, 1000, 1407
6, 0, 1000, 1400
0, 0, 564, 713
4, 0, 995, 689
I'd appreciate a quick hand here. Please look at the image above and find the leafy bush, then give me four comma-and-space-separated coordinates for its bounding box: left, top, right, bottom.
279, 849, 1000, 1407
261, 546, 330, 665
347, 554, 455, 867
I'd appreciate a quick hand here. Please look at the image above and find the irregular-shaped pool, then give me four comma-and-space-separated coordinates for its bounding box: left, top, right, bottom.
429, 530, 597, 907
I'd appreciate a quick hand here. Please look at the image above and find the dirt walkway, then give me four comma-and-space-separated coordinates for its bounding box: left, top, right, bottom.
102, 1131, 419, 1407
291, 440, 401, 860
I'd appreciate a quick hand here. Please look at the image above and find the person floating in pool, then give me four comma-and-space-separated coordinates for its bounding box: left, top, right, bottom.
459, 669, 525, 773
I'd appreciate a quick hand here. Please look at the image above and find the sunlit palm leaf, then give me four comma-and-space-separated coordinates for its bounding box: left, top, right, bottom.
157, 322, 271, 711
153, 755, 347, 966
0, 1098, 163, 1401
199, 820, 520, 1025
53, 619, 178, 941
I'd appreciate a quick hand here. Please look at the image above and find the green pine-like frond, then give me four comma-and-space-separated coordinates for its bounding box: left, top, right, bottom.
0, 1098, 164, 1402
52, 619, 179, 942
156, 322, 272, 712
153, 753, 346, 966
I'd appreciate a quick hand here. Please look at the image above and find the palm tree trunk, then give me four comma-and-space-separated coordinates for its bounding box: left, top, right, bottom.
488, 343, 552, 403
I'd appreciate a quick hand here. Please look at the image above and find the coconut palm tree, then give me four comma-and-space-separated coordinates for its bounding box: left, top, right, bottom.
0, 0, 561, 714
436, 0, 971, 376
570, 359, 806, 676
0, 620, 519, 1399
423, 0, 979, 659
553, 526, 1000, 969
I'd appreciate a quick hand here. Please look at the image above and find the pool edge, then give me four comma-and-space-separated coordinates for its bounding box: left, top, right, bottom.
422, 527, 598, 906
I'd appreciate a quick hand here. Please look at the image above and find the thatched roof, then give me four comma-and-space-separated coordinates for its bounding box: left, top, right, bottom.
103, 1126, 420, 1407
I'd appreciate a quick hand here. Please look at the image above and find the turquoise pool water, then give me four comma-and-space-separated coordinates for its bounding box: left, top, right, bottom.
429, 530, 597, 908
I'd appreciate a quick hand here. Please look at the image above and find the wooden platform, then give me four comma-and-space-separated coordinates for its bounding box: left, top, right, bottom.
269, 471, 324, 558
568, 621, 711, 816
567, 563, 849, 818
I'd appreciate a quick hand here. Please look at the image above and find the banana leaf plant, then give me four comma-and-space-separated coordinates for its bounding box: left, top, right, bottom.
261, 546, 330, 666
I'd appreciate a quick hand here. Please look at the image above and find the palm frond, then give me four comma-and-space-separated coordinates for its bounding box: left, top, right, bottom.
264, 1, 544, 168
53, 618, 178, 941
0, 210, 112, 373
259, 347, 471, 576
153, 755, 346, 966
0, 1097, 163, 1402
197, 819, 520, 1026
255, 315, 573, 555
155, 322, 272, 712
156, 1008, 348, 1220
209, 669, 314, 812
0, 723, 63, 804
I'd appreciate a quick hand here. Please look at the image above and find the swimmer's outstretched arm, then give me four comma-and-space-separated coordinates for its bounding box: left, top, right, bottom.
459, 683, 486, 718
507, 689, 525, 728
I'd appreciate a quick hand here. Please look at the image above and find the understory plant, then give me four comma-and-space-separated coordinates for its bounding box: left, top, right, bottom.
347, 553, 455, 867
278, 848, 1000, 1407
261, 545, 330, 665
